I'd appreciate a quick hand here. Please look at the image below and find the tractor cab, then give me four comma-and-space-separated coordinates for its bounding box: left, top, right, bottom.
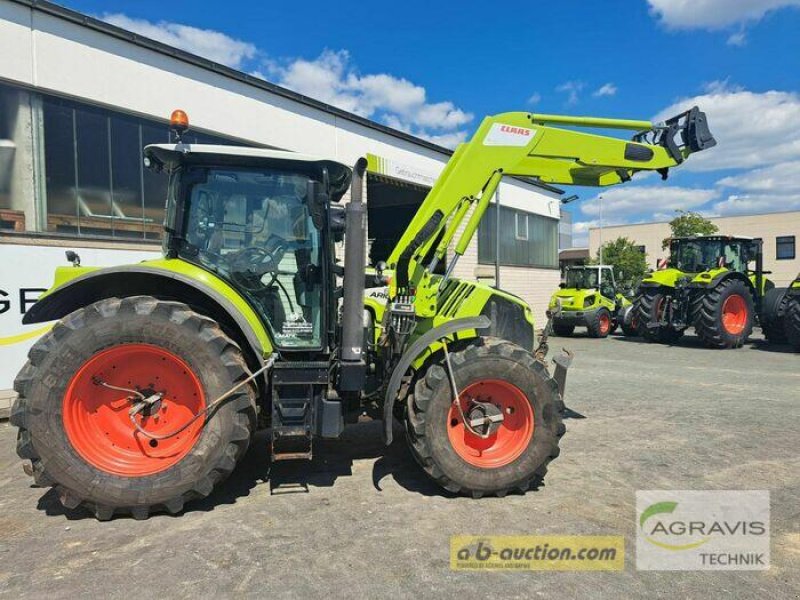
144, 143, 352, 352
666, 235, 757, 276
563, 265, 617, 300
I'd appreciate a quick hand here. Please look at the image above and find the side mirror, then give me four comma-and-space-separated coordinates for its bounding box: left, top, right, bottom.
329, 204, 346, 243
559, 282, 566, 289
374, 260, 389, 285
307, 180, 329, 231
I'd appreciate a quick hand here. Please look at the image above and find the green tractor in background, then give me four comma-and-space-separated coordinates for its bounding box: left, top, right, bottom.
634, 235, 772, 348
760, 273, 800, 350
548, 265, 637, 338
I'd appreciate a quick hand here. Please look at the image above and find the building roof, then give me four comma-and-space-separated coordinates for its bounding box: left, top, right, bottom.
12, 0, 563, 196
144, 143, 349, 169
588, 209, 800, 231
559, 247, 590, 260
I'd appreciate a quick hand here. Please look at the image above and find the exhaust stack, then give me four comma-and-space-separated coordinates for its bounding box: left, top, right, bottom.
338, 157, 368, 391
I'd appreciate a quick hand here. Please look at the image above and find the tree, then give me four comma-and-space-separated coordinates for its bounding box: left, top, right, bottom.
593, 236, 648, 291
662, 210, 718, 249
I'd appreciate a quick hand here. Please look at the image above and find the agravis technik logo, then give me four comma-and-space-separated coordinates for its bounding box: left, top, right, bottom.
636, 491, 770, 570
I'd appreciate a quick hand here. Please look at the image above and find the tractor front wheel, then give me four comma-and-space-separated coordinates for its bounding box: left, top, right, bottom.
620, 305, 639, 337
587, 307, 613, 338
635, 289, 684, 344
785, 294, 800, 351
694, 279, 754, 349
11, 296, 257, 520
405, 338, 565, 498
760, 287, 788, 344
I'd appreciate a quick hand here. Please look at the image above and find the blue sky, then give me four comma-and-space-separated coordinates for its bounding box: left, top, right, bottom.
61, 0, 800, 246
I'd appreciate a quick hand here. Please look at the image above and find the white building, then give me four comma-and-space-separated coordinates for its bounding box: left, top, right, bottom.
0, 0, 562, 399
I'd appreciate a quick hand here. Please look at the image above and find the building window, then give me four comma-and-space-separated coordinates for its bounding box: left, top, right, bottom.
636, 245, 646, 254
41, 93, 246, 240
478, 205, 558, 268
515, 212, 528, 240
777, 236, 795, 260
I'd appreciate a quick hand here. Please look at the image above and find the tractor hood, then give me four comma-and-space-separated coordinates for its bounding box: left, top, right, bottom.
641, 268, 686, 288
549, 288, 598, 310
643, 266, 733, 288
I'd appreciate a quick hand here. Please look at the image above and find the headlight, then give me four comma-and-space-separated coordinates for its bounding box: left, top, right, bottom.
583, 294, 595, 307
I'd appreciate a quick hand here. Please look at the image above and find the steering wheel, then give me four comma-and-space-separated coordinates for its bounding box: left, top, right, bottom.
225, 235, 287, 279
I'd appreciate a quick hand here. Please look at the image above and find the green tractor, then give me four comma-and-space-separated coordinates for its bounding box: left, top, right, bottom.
760, 273, 800, 350
634, 235, 773, 348
548, 265, 637, 338
11, 107, 713, 519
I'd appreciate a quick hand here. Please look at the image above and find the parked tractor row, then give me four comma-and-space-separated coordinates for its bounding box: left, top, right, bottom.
549, 235, 800, 351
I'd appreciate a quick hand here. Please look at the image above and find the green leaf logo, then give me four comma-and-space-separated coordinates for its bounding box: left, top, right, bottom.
640, 501, 709, 551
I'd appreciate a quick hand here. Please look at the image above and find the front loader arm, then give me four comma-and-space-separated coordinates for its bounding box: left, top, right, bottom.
387, 107, 715, 315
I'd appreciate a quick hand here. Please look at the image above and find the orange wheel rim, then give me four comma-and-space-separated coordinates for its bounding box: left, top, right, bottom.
62, 344, 205, 477
721, 294, 748, 335
599, 314, 611, 335
447, 379, 534, 469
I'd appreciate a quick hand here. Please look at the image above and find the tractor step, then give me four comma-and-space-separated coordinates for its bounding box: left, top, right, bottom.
272, 451, 313, 461
270, 432, 313, 461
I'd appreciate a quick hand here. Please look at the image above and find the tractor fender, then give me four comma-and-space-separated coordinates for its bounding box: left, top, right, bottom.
23, 265, 271, 367
707, 270, 754, 292
382, 315, 490, 445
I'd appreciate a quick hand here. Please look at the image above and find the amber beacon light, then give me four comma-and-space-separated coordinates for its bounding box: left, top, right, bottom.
169, 109, 190, 140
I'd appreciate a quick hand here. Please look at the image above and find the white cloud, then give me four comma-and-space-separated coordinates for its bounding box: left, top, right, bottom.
570, 220, 600, 248
646, 0, 800, 29
102, 13, 256, 69
528, 92, 542, 106
717, 161, 800, 193
418, 130, 469, 147
726, 31, 748, 46
580, 186, 720, 221
712, 193, 800, 216
556, 81, 585, 106
267, 49, 473, 147
593, 83, 618, 98
653, 82, 800, 172
101, 16, 472, 148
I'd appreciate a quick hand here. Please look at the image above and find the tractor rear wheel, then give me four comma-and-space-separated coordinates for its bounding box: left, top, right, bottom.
405, 338, 565, 498
635, 289, 683, 344
587, 307, 613, 338
11, 296, 257, 520
760, 287, 788, 344
786, 294, 800, 351
552, 320, 575, 337
694, 279, 754, 349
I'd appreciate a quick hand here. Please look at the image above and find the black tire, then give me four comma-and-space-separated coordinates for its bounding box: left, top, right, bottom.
586, 307, 613, 338
786, 293, 800, 351
760, 287, 788, 344
620, 305, 639, 337
552, 320, 575, 337
405, 338, 565, 498
693, 279, 755, 349
11, 296, 257, 520
608, 319, 619, 335
635, 288, 684, 344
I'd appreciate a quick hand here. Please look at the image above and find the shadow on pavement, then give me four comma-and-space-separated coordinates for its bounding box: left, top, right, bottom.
35, 420, 451, 520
